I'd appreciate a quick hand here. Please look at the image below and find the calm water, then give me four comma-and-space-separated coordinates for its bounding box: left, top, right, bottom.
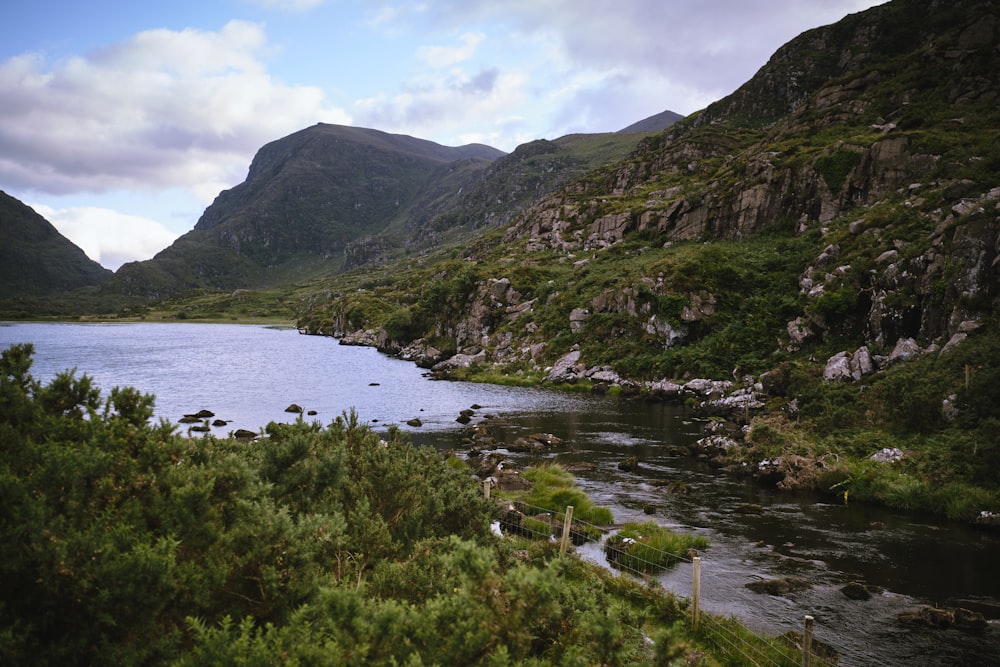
0, 322, 599, 433
2, 322, 998, 665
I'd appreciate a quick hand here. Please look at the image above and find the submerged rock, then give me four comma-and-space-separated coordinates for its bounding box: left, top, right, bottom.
746, 577, 812, 596
898, 606, 987, 634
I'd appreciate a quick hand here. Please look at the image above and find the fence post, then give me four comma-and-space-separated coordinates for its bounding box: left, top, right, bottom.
483, 478, 491, 499
802, 615, 814, 667
559, 506, 574, 556
692, 556, 701, 632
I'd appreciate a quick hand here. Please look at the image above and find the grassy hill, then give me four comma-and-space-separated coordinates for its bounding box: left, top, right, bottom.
0, 191, 112, 299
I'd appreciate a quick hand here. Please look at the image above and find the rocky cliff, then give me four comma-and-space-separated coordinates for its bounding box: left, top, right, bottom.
301, 0, 998, 388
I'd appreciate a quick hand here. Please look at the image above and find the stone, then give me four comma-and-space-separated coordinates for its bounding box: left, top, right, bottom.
544, 349, 583, 383
431, 350, 487, 374
823, 351, 853, 381
406, 418, 423, 427
888, 337, 921, 364
233, 429, 258, 441
870, 447, 905, 463
285, 403, 303, 413
746, 577, 812, 596
569, 308, 589, 332
841, 582, 878, 601
618, 456, 640, 472
646, 379, 684, 399
899, 606, 987, 634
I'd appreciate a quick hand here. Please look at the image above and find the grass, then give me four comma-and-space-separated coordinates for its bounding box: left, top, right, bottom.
512, 465, 615, 526
605, 521, 709, 574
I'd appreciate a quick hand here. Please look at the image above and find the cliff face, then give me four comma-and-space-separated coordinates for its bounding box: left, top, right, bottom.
487, 0, 999, 355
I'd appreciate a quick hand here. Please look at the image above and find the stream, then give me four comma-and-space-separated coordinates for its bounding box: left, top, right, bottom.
3, 322, 997, 665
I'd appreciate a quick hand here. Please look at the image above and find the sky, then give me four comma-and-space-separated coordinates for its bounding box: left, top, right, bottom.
1, 0, 886, 271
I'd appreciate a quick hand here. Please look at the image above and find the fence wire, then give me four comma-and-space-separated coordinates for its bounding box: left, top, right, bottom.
493, 497, 868, 667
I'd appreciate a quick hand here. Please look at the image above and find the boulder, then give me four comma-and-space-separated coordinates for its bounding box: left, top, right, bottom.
406, 418, 423, 427
646, 379, 684, 399
569, 308, 589, 332
899, 606, 987, 634
746, 577, 812, 596
508, 432, 563, 452
285, 403, 303, 414
544, 349, 584, 383
431, 350, 486, 375
400, 339, 446, 368
824, 347, 875, 382
841, 582, 881, 601
233, 429, 258, 441
870, 447, 905, 463
823, 351, 853, 381
683, 378, 732, 396
888, 337, 922, 364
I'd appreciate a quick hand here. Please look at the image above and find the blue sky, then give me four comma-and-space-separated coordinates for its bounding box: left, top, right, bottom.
1, 0, 885, 270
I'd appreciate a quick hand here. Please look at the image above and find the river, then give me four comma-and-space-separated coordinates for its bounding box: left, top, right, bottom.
1, 322, 997, 665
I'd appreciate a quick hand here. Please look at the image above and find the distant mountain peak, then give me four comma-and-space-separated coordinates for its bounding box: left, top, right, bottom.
617, 110, 685, 134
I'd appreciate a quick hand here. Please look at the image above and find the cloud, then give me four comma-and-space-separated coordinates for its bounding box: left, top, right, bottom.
0, 20, 350, 202
32, 203, 180, 271
417, 32, 484, 68
381, 0, 887, 115
244, 0, 327, 11
353, 67, 530, 150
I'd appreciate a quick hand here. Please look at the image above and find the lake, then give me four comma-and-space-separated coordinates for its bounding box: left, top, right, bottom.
2, 321, 998, 665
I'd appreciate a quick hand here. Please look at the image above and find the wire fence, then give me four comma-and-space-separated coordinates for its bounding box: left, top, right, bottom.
490, 491, 872, 667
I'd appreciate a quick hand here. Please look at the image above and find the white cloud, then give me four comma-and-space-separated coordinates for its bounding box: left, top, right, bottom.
32, 203, 180, 271
353, 67, 529, 151
0, 20, 350, 201
417, 32, 484, 68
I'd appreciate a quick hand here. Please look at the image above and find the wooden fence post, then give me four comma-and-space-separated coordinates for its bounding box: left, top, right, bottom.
692, 556, 701, 632
483, 478, 491, 499
802, 615, 814, 667
559, 506, 574, 556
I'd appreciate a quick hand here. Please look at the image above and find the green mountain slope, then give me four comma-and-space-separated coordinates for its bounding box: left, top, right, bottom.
295, 0, 1000, 519
112, 124, 506, 296
0, 190, 112, 298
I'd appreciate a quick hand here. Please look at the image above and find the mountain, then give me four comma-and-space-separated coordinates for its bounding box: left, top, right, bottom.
293, 0, 1000, 517
112, 121, 666, 297
113, 124, 506, 296
617, 110, 684, 134
0, 190, 112, 298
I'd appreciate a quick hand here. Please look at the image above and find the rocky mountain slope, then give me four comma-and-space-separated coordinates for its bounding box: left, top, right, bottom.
295, 0, 999, 517
112, 124, 505, 297
110, 110, 683, 298
0, 190, 112, 298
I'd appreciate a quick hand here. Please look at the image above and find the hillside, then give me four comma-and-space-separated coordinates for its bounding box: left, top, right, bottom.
0, 190, 112, 299
112, 124, 505, 297
294, 0, 1000, 520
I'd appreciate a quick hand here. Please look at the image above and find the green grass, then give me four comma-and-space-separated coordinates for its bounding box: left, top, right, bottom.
514, 465, 615, 526
605, 521, 709, 574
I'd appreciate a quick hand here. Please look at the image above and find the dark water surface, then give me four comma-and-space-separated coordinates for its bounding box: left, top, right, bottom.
2, 322, 998, 665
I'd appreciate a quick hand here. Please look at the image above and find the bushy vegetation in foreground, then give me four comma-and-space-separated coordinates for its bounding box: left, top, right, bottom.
2, 343, 754, 666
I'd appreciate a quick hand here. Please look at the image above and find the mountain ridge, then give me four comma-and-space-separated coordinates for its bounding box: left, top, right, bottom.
0, 190, 112, 299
